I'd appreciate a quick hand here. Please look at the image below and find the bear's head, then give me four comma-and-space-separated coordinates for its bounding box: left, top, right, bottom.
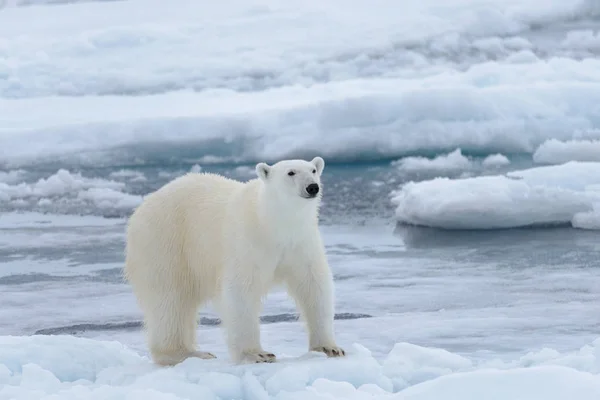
255, 157, 325, 204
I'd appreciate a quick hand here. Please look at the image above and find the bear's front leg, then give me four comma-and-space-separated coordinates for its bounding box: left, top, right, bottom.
220, 267, 276, 364
285, 243, 345, 358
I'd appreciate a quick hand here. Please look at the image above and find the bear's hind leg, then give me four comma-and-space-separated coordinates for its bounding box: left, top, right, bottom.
144, 292, 216, 366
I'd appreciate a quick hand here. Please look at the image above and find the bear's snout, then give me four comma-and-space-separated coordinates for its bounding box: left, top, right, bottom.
305, 183, 320, 197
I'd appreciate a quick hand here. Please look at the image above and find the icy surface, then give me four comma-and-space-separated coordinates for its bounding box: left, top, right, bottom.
1, 0, 597, 98
1, 0, 600, 398
0, 169, 143, 216
482, 153, 511, 168
571, 205, 600, 230
0, 335, 599, 400
3, 210, 599, 359
1, 0, 600, 166
392, 149, 472, 174
533, 138, 600, 164
392, 161, 600, 229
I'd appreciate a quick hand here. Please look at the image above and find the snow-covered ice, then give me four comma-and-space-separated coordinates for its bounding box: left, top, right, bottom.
392, 161, 600, 229
1, 0, 600, 167
391, 149, 515, 178
1, 335, 599, 400
533, 138, 600, 164
2, 0, 600, 398
482, 153, 511, 168
108, 169, 147, 182
391, 149, 472, 174
571, 205, 600, 230
0, 169, 142, 215
3, 198, 600, 400
0, 0, 597, 98
4, 59, 600, 167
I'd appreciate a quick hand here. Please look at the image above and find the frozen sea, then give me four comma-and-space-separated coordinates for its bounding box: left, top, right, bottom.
1, 0, 600, 399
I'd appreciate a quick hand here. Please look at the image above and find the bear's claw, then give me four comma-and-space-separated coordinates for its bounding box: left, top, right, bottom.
312, 346, 346, 357
255, 352, 276, 363
243, 351, 277, 363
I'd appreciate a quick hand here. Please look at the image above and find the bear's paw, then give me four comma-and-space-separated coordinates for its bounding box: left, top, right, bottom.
311, 346, 346, 358
243, 351, 277, 363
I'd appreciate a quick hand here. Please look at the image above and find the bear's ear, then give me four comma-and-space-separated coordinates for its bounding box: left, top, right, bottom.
311, 156, 325, 175
256, 162, 271, 181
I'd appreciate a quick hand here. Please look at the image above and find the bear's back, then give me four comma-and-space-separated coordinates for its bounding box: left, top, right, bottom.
149, 170, 240, 203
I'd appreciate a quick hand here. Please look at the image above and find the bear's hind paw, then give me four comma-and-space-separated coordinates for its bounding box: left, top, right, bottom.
311, 346, 346, 358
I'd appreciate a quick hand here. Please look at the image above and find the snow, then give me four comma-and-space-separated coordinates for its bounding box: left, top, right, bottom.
4, 59, 600, 167
482, 153, 511, 168
0, 335, 599, 400
0, 169, 142, 214
391, 161, 600, 230
1, 0, 600, 166
77, 187, 143, 211
0, 170, 26, 184
108, 169, 147, 182
0, 211, 122, 229
395, 366, 600, 400
189, 164, 202, 173
571, 205, 600, 230
0, 0, 596, 98
391, 149, 513, 176
2, 211, 600, 398
391, 149, 472, 174
1, 0, 600, 398
533, 138, 600, 164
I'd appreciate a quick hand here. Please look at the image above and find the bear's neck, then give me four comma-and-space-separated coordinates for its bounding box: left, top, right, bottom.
256, 184, 320, 236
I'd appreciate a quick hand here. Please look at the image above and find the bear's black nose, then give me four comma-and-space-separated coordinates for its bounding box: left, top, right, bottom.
306, 183, 320, 197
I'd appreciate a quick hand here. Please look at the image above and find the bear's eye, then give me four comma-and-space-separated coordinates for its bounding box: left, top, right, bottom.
312, 169, 316, 174
288, 171, 295, 176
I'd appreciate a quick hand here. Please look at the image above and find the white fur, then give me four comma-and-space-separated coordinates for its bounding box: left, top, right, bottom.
124, 157, 344, 365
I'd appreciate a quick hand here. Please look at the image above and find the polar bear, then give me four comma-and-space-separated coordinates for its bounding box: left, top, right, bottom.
124, 157, 345, 366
